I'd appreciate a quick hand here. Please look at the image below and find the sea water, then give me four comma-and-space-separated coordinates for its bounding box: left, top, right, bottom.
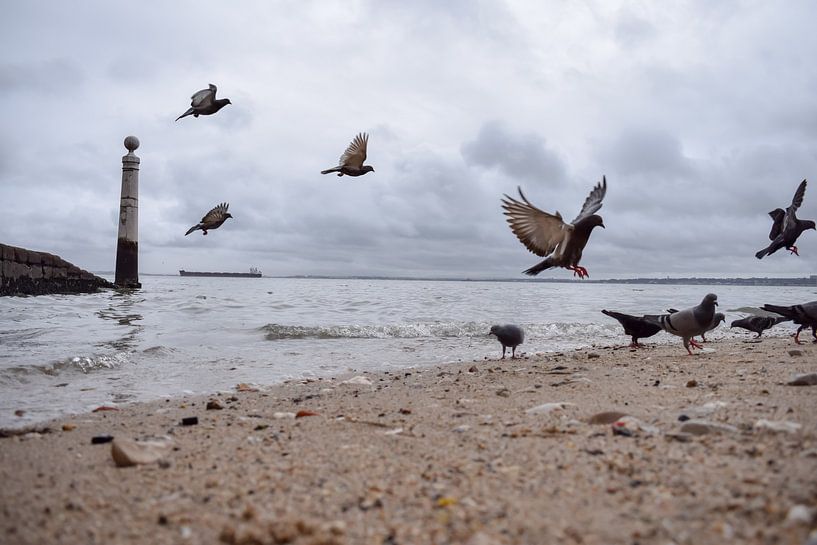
1, 276, 814, 427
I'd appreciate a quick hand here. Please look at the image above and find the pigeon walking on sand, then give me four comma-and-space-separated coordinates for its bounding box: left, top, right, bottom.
488, 324, 524, 359
175, 84, 232, 122
185, 203, 232, 236
502, 177, 607, 278
664, 308, 723, 342
648, 294, 718, 355
730, 315, 790, 339
321, 133, 375, 177
756, 179, 815, 258
601, 310, 662, 348
760, 301, 817, 344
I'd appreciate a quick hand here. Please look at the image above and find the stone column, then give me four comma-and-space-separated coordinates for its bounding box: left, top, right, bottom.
114, 136, 141, 288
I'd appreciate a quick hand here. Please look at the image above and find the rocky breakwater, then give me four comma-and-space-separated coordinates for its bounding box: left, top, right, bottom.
0, 243, 114, 296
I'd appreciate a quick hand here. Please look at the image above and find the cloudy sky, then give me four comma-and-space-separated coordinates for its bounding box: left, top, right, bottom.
2, 1, 817, 279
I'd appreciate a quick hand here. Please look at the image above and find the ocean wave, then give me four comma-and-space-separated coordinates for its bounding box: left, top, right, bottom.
260, 321, 622, 341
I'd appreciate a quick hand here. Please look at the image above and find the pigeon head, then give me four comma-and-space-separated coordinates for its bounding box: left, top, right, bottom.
362, 166, 375, 174
714, 312, 725, 324
804, 220, 817, 230
587, 214, 605, 230
702, 293, 718, 307
225, 213, 233, 219
488, 325, 499, 336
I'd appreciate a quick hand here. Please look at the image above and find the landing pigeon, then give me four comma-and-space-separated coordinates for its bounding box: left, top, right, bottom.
185, 202, 232, 236
176, 84, 232, 122
321, 133, 374, 177
601, 310, 662, 348
760, 301, 817, 344
488, 324, 524, 359
756, 179, 815, 258
502, 177, 607, 278
648, 293, 718, 355
730, 315, 790, 338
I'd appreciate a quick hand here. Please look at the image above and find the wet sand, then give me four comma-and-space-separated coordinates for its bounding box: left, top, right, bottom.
1, 337, 816, 545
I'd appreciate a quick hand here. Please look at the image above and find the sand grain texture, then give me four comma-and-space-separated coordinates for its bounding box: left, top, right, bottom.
1, 338, 816, 544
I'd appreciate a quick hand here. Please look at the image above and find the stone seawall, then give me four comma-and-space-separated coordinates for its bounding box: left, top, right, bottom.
0, 243, 114, 296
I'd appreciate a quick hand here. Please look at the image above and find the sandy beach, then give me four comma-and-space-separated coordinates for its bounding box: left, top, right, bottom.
1, 336, 816, 545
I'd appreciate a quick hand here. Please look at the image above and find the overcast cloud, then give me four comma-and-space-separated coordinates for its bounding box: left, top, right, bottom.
2, 1, 816, 278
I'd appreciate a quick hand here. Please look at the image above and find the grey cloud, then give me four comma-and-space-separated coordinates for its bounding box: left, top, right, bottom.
0, 58, 84, 94
461, 121, 567, 184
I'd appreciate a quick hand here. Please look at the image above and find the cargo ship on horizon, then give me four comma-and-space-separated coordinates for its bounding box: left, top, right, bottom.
179, 267, 262, 278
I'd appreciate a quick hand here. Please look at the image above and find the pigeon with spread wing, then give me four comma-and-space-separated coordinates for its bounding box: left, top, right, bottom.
185, 203, 233, 236
176, 84, 232, 122
321, 133, 375, 177
501, 177, 607, 278
756, 179, 815, 258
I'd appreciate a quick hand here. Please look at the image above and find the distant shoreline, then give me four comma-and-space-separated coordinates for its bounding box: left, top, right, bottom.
94, 272, 817, 287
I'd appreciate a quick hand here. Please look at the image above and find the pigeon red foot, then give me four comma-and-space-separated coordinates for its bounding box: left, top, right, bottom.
570, 266, 589, 279
788, 245, 800, 256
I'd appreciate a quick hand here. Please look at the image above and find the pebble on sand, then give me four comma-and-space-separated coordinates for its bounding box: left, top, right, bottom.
787, 373, 817, 386
754, 419, 801, 434
679, 420, 739, 435
586, 411, 628, 425
206, 399, 224, 410
111, 438, 171, 468
342, 376, 373, 386
525, 402, 574, 415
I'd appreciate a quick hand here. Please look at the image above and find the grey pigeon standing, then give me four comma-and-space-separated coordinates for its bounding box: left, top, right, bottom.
649, 293, 718, 355
488, 324, 524, 359
730, 315, 790, 338
321, 133, 375, 177
601, 309, 662, 348
760, 301, 817, 344
756, 179, 816, 258
502, 177, 607, 278
176, 84, 232, 122
185, 202, 233, 236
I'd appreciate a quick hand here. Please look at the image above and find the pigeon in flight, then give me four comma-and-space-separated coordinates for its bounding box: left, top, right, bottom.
502, 177, 607, 278
730, 315, 790, 338
176, 84, 232, 122
760, 301, 817, 344
321, 133, 375, 177
756, 179, 815, 258
488, 324, 525, 359
185, 203, 233, 236
648, 293, 718, 355
601, 309, 662, 348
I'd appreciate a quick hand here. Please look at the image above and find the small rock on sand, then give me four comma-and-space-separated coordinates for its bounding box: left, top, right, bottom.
526, 402, 574, 415
787, 373, 817, 386
680, 420, 738, 435
206, 399, 223, 410
111, 438, 171, 467
342, 376, 372, 386
754, 419, 801, 434
612, 416, 659, 437
586, 411, 627, 425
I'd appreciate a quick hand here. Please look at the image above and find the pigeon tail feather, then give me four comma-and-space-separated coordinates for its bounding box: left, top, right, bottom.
185, 224, 200, 236
321, 167, 341, 175
176, 108, 195, 122
523, 258, 554, 276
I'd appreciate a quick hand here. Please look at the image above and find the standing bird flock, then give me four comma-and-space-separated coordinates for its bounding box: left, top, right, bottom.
169, 83, 813, 354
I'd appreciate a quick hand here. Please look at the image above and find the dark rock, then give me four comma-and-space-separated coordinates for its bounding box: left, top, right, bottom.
686, 379, 698, 388
206, 400, 224, 410
788, 373, 817, 386
91, 435, 114, 444
180, 417, 199, 426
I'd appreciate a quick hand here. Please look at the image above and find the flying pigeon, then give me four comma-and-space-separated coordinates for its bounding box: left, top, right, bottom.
502, 177, 607, 278
601, 309, 663, 348
648, 293, 718, 355
756, 179, 816, 258
760, 301, 817, 344
488, 324, 525, 359
175, 84, 232, 122
730, 315, 790, 338
321, 133, 374, 177
185, 202, 232, 236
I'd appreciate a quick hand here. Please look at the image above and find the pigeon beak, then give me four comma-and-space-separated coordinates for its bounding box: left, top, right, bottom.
600, 222, 606, 229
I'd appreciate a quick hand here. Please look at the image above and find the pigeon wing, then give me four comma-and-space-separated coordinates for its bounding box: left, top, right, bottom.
571, 176, 607, 224
201, 202, 229, 223
782, 179, 807, 233
502, 187, 567, 257
191, 84, 216, 108
767, 208, 785, 240
338, 133, 368, 169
